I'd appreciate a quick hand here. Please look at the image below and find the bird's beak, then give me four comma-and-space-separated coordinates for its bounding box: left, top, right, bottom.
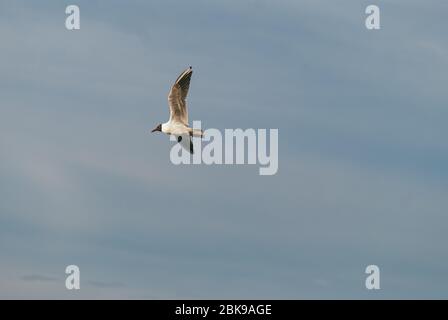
151, 128, 158, 133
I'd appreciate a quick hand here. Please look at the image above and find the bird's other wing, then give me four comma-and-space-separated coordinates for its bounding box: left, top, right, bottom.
176, 134, 194, 154
168, 66, 193, 125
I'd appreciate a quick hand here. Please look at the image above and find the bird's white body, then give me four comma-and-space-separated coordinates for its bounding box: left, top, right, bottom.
161, 121, 187, 136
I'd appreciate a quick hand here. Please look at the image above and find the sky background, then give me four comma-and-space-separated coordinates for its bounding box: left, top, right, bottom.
0, 0, 447, 299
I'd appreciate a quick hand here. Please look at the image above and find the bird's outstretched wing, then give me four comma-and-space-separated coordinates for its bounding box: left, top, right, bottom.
168, 67, 192, 125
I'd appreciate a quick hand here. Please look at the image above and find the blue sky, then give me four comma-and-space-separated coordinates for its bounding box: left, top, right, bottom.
0, 0, 447, 298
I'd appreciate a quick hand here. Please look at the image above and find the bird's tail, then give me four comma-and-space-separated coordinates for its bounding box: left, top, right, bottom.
190, 129, 204, 138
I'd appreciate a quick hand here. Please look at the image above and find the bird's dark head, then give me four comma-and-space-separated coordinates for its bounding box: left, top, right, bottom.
151, 124, 162, 133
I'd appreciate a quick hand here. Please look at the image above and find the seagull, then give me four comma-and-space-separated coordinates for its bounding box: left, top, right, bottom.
151, 66, 203, 154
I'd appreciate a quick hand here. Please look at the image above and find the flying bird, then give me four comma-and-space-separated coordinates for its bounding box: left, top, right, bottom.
151, 66, 203, 154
